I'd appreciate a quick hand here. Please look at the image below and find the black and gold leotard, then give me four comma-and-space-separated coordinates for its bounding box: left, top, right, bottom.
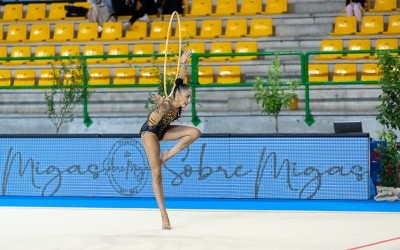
140, 99, 180, 140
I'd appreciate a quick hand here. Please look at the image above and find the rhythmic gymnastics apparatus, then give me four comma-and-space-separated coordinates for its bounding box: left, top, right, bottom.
140, 49, 201, 230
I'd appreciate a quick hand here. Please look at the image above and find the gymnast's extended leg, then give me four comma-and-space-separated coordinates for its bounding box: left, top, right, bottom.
141, 132, 171, 230
161, 125, 201, 163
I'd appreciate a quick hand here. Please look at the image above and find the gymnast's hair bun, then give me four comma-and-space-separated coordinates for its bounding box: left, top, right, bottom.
175, 78, 184, 86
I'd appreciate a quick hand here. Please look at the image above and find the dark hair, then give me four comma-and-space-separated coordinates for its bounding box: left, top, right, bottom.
172, 78, 190, 119
172, 78, 190, 97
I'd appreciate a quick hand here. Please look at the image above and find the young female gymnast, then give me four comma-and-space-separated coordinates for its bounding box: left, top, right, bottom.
140, 49, 201, 230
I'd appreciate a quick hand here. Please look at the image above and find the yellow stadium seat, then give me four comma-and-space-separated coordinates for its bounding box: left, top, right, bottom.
103, 44, 130, 64
164, 67, 180, 81
223, 19, 248, 38
361, 64, 381, 82
217, 66, 241, 84
249, 18, 273, 37
62, 69, 82, 85
59, 45, 81, 64
375, 38, 398, 51
342, 39, 371, 59
100, 22, 122, 41
51, 23, 75, 42
212, 0, 237, 16
239, 0, 263, 15
185, 42, 206, 55
122, 22, 147, 40
5, 24, 27, 43
131, 44, 154, 63
315, 40, 343, 60
114, 67, 136, 84
60, 45, 81, 57
0, 46, 7, 65
89, 68, 111, 85
138, 67, 159, 84
264, 0, 288, 14
383, 15, 400, 35
330, 16, 357, 36
188, 0, 212, 17
199, 20, 222, 39
83, 45, 104, 64
75, 23, 99, 41
28, 24, 50, 43
156, 43, 180, 63
369, 0, 397, 12
2, 4, 23, 21
184, 42, 205, 62
204, 42, 232, 62
24, 3, 46, 21
147, 21, 170, 40
333, 64, 357, 82
356, 16, 384, 35
198, 66, 214, 84
0, 24, 3, 41
14, 70, 36, 86
373, 38, 399, 58
30, 46, 56, 65
38, 69, 58, 86
6, 46, 31, 65
233, 41, 258, 61
0, 70, 11, 86
308, 64, 329, 83
173, 20, 197, 40
46, 3, 68, 20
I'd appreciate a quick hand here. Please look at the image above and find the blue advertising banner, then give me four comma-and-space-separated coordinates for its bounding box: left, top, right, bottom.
0, 135, 370, 200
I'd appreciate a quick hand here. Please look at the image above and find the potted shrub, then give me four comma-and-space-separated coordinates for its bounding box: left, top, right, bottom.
254, 56, 299, 133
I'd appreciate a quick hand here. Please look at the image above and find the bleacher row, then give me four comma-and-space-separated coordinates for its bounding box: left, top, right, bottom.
1, 0, 400, 21
0, 65, 242, 86
0, 62, 384, 86
0, 0, 287, 22
330, 15, 400, 36
316, 38, 399, 60
0, 19, 273, 42
0, 41, 257, 65
309, 63, 382, 83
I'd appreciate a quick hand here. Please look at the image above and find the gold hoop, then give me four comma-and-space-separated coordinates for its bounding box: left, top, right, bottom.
164, 11, 182, 97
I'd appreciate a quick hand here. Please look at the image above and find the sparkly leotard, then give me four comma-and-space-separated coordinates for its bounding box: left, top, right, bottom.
140, 98, 180, 140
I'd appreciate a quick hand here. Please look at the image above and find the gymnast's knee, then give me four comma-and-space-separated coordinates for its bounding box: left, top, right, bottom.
191, 128, 201, 139
152, 171, 162, 183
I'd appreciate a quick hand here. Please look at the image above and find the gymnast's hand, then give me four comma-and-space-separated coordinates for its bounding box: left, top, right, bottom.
180, 49, 192, 64
151, 92, 163, 102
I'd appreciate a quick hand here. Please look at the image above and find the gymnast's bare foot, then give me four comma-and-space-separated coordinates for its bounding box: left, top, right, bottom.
161, 215, 172, 230
161, 151, 169, 164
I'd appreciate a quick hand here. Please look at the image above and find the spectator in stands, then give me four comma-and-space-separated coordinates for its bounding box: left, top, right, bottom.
345, 0, 367, 24
119, 0, 161, 31
89, 0, 117, 32
140, 50, 201, 230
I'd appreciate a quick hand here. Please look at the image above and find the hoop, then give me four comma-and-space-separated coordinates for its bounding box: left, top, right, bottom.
163, 11, 182, 97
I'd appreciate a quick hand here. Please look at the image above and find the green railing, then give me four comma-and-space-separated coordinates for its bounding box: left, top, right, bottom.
0, 49, 398, 127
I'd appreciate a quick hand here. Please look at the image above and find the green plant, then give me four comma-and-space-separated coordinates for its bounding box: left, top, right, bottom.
254, 56, 299, 133
45, 59, 91, 133
374, 51, 400, 187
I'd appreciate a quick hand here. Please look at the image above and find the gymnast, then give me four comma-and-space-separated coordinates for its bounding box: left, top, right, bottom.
140, 49, 201, 230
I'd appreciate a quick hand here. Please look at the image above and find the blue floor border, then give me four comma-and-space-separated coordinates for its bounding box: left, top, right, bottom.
0, 196, 399, 212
